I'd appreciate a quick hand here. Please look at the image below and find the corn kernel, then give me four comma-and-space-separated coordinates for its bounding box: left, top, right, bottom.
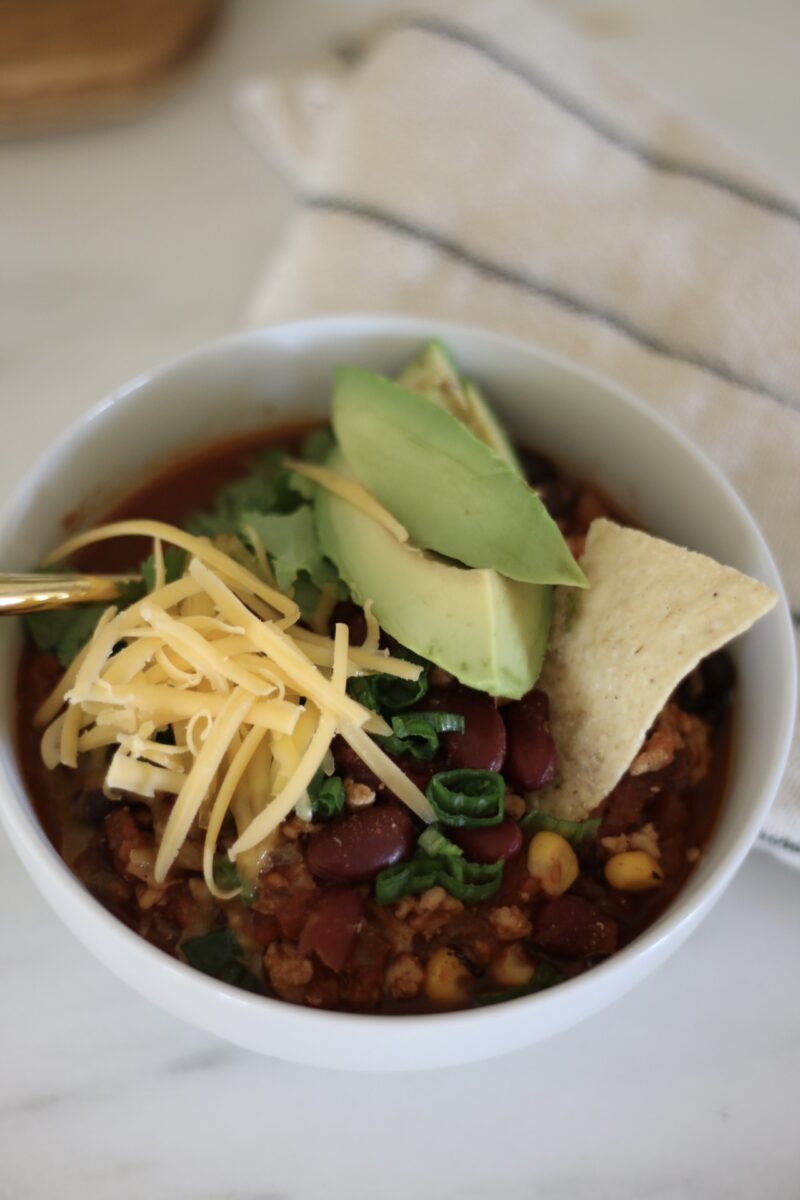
490, 942, 535, 988
424, 947, 472, 1006
604, 850, 664, 892
526, 831, 579, 896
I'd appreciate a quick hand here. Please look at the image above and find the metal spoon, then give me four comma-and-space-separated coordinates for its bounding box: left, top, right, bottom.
0, 574, 141, 615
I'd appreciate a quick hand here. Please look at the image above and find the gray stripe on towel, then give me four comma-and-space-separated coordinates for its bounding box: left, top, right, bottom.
389, 15, 800, 226
759, 832, 800, 855
306, 195, 800, 412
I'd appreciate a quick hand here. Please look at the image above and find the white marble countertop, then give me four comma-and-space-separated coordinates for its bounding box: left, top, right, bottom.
2, 3, 799, 1197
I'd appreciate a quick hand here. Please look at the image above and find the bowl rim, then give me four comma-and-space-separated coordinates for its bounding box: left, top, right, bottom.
0, 313, 795, 1052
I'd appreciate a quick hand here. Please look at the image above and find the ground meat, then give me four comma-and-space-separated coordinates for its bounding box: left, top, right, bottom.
601, 821, 661, 861
385, 953, 425, 999
630, 730, 675, 776
281, 816, 319, 841
344, 779, 376, 809
394, 886, 464, 938
653, 703, 711, 786
264, 940, 314, 999
105, 807, 153, 877
253, 853, 318, 939
488, 905, 532, 940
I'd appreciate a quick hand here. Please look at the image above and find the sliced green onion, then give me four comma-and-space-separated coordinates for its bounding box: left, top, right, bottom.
307, 768, 345, 820
375, 832, 504, 906
377, 711, 464, 761
472, 962, 566, 1007
212, 857, 256, 905
213, 856, 240, 891
374, 856, 440, 905
418, 825, 463, 858
426, 769, 505, 828
393, 711, 464, 738
348, 670, 428, 714
436, 855, 503, 902
520, 810, 601, 844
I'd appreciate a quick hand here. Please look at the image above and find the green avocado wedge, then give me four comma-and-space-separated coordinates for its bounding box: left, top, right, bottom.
315, 450, 552, 698
332, 367, 587, 589
397, 340, 523, 474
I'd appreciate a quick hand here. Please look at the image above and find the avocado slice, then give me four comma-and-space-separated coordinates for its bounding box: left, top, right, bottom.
315, 450, 552, 697
332, 368, 587, 589
397, 340, 523, 474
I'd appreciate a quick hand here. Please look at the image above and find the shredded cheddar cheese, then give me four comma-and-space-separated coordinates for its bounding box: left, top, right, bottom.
37, 522, 435, 888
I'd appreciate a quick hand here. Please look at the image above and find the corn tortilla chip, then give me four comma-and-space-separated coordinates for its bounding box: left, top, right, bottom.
537, 519, 778, 821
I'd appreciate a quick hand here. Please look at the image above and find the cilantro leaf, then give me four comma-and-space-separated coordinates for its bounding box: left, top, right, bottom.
140, 546, 187, 592
24, 577, 146, 668
240, 508, 339, 594
185, 450, 307, 538
299, 428, 335, 464
26, 604, 110, 668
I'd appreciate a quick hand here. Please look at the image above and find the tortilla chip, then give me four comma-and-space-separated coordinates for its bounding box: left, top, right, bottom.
536, 519, 778, 821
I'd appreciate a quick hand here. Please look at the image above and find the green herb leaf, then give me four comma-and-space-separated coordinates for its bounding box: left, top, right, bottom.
239, 507, 339, 594
307, 768, 345, 820
218, 961, 262, 992
426, 769, 505, 828
186, 450, 307, 538
181, 928, 260, 992
347, 670, 428, 715
520, 810, 601, 844
24, 577, 145, 668
140, 546, 187, 592
299, 427, 336, 464
26, 604, 110, 668
472, 962, 566, 1007
181, 928, 241, 975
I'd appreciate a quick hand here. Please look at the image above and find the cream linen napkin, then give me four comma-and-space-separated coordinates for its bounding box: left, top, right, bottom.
235, 0, 800, 866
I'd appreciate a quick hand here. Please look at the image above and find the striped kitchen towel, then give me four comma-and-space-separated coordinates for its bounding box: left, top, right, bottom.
235, 0, 800, 866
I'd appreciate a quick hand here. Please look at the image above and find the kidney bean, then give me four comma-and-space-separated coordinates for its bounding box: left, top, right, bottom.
299, 886, 364, 972
425, 686, 506, 772
307, 803, 416, 882
328, 601, 367, 647
534, 896, 618, 958
502, 689, 556, 792
332, 736, 438, 798
451, 815, 523, 863
332, 736, 382, 791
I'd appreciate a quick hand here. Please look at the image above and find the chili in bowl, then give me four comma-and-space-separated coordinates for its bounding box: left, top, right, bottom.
0, 317, 793, 1069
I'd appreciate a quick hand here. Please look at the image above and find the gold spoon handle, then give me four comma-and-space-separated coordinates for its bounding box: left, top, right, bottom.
0, 574, 141, 614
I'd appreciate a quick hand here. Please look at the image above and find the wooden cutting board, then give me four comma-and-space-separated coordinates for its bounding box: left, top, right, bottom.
0, 0, 223, 136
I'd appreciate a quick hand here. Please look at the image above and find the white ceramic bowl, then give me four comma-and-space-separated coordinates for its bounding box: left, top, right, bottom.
0, 316, 794, 1071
